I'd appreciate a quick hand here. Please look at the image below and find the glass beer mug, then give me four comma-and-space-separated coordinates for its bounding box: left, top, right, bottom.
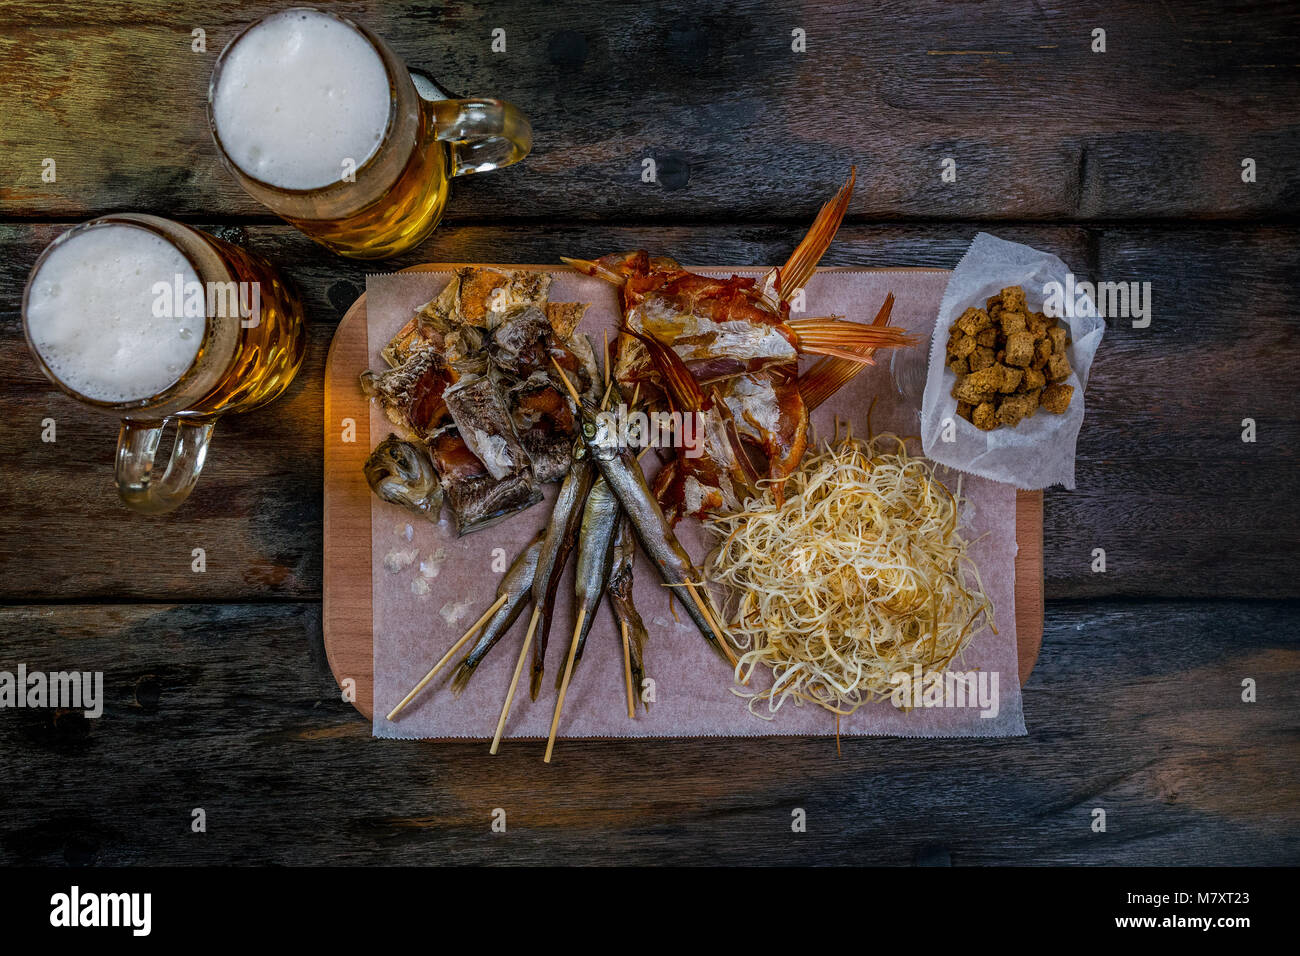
22, 214, 307, 514
207, 7, 532, 260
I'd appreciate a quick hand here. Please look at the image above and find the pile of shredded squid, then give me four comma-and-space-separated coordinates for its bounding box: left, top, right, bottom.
706, 432, 994, 719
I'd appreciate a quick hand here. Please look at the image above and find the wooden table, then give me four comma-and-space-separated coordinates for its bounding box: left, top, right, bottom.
1, 1, 1296, 866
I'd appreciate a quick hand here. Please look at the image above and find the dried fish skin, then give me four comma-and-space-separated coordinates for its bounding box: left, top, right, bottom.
364, 435, 444, 522
360, 348, 455, 440
428, 425, 542, 536
443, 373, 533, 482
505, 371, 577, 483
455, 267, 551, 326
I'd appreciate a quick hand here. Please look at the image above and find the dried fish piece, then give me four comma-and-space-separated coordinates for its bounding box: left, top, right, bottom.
450, 530, 546, 694
443, 372, 533, 482
364, 435, 444, 521
428, 425, 542, 536
718, 370, 809, 494
505, 371, 577, 483
488, 305, 598, 403
569, 475, 622, 672
606, 514, 649, 713
360, 349, 455, 440
456, 267, 551, 326
545, 301, 589, 339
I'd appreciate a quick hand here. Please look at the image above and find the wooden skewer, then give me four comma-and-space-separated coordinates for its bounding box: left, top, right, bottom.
552, 356, 581, 403
544, 607, 585, 764
684, 580, 737, 666
386, 593, 508, 721
621, 620, 635, 719
603, 329, 611, 390
490, 606, 541, 755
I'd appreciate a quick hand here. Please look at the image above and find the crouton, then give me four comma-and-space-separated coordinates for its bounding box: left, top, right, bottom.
1048, 326, 1068, 355
976, 327, 998, 347
1047, 351, 1072, 383
1022, 366, 1046, 391
1026, 312, 1052, 337
972, 402, 997, 431
948, 356, 968, 377
969, 346, 995, 372
1005, 330, 1036, 367
999, 311, 1027, 335
956, 308, 992, 336
952, 333, 977, 358
1040, 382, 1074, 414
956, 401, 973, 421
998, 364, 1024, 393
1000, 286, 1027, 314
952, 365, 1003, 404
986, 295, 1002, 312
996, 391, 1041, 427
1032, 338, 1052, 369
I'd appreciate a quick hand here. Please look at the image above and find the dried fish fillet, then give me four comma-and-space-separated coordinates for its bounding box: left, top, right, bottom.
506, 371, 577, 483
442, 373, 533, 482
360, 349, 455, 440
456, 267, 551, 326
428, 425, 541, 536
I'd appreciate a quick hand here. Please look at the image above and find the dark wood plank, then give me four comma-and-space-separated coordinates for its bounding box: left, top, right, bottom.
0, 599, 1293, 865
2, 1, 1297, 222
2, 221, 1297, 601
1046, 225, 1300, 597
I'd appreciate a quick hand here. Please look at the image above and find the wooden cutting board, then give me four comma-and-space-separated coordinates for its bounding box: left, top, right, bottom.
323, 265, 1045, 720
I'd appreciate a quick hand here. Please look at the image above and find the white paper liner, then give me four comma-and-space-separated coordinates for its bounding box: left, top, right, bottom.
921, 233, 1105, 490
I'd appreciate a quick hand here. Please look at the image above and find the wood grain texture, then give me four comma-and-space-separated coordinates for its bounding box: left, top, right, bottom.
1, 0, 1297, 867
2, 1, 1297, 221
0, 599, 1292, 865
2, 222, 1294, 602
320, 266, 1045, 721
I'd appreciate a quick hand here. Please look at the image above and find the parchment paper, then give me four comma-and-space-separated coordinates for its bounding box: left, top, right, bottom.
367, 266, 1026, 740
921, 233, 1106, 490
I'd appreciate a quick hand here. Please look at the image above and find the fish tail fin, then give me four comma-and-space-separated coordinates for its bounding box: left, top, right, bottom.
789, 314, 914, 363
796, 293, 898, 410
777, 167, 856, 301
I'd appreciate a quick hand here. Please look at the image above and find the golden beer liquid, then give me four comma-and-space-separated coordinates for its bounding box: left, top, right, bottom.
279, 105, 451, 260
181, 235, 308, 416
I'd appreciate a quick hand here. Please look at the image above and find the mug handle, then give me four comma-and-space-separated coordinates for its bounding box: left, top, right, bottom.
410, 69, 532, 177
115, 418, 216, 514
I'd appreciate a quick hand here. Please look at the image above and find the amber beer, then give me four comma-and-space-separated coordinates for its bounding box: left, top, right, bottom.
22, 214, 306, 513
207, 8, 532, 259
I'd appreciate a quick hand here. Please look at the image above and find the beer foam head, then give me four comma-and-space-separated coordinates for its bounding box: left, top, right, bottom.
212, 9, 391, 190
26, 224, 205, 404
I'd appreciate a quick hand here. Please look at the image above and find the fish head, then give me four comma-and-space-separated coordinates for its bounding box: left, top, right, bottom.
364, 435, 444, 520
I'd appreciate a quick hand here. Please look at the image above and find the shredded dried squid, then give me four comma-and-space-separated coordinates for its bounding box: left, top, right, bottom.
706, 432, 994, 719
